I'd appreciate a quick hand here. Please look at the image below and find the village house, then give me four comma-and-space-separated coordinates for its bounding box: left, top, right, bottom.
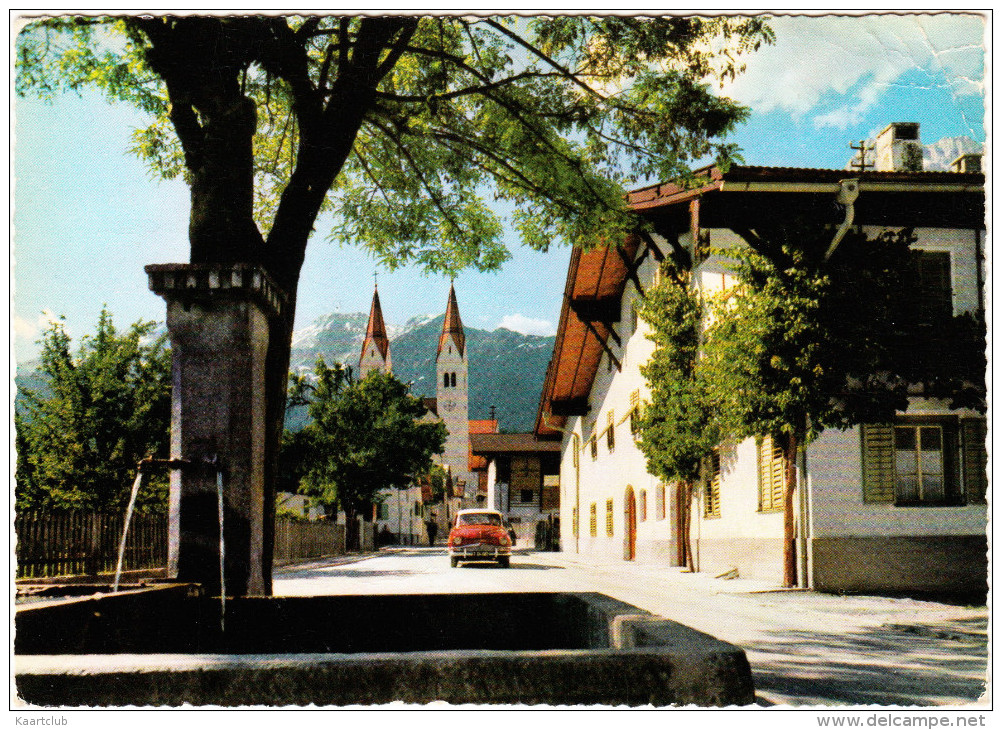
535, 123, 987, 594
470, 432, 562, 548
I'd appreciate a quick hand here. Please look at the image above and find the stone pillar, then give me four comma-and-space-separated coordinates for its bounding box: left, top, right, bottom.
147, 263, 287, 596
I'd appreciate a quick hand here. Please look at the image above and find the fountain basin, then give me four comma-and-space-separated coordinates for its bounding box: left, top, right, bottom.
16, 586, 754, 706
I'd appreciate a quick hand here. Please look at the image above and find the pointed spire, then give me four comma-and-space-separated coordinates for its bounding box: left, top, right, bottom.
360, 285, 390, 366
437, 282, 466, 357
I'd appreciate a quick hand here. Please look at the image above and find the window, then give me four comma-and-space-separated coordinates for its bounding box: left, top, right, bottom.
520, 489, 535, 504
589, 503, 598, 537
757, 435, 785, 513
605, 499, 615, 536
606, 411, 615, 452
451, 372, 457, 387
639, 490, 648, 521
572, 507, 579, 537
703, 452, 721, 518
910, 250, 952, 322
656, 483, 666, 520
895, 425, 945, 502
861, 418, 985, 505
378, 503, 389, 521
443, 373, 449, 388
590, 425, 598, 460
629, 390, 641, 437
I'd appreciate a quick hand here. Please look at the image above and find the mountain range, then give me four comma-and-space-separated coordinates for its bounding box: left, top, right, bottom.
290, 312, 555, 432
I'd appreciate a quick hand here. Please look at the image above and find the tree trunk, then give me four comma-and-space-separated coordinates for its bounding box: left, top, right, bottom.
675, 480, 694, 571
782, 432, 799, 588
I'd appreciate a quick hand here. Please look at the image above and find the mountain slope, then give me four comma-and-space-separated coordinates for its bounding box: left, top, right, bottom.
290, 313, 554, 432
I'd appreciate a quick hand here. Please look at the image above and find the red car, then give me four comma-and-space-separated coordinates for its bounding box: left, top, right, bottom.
448, 509, 512, 568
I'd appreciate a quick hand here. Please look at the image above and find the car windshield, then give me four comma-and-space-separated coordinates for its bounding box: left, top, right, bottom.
458, 513, 503, 527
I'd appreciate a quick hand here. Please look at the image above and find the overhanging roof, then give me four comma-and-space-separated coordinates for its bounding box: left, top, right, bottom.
534, 164, 986, 438
471, 432, 563, 455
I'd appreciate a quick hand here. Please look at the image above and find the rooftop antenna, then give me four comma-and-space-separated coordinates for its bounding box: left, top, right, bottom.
489, 405, 496, 421
849, 139, 874, 172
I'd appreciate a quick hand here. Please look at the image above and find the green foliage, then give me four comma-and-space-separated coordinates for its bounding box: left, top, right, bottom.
702, 224, 918, 445
636, 264, 717, 484
16, 15, 772, 276
15, 309, 171, 513
286, 360, 447, 517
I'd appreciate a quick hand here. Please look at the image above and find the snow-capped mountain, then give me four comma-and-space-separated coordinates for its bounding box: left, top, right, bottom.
289, 312, 555, 431
923, 136, 982, 172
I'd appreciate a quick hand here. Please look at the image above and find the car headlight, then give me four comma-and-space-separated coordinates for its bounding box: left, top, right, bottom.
452, 536, 462, 546
500, 535, 509, 546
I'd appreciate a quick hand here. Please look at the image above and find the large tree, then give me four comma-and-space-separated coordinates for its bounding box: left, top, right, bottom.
288, 361, 447, 549
701, 224, 925, 586
16, 13, 773, 515
635, 262, 717, 571
16, 309, 171, 513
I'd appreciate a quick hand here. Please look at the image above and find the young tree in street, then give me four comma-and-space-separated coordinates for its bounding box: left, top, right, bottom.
16, 309, 171, 513
701, 223, 923, 587
289, 360, 447, 549
635, 262, 717, 571
16, 14, 774, 515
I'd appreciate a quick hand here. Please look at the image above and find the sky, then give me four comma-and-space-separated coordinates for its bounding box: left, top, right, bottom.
11, 12, 987, 363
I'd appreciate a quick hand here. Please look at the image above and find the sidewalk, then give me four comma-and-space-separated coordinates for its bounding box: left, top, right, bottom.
531, 550, 989, 707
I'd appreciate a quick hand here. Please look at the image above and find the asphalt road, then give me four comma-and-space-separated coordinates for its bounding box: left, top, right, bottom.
273, 547, 989, 708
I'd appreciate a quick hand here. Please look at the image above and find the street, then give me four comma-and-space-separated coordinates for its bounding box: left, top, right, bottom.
274, 547, 989, 707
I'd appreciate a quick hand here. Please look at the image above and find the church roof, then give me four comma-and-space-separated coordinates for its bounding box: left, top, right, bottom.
361, 286, 390, 363
437, 283, 466, 357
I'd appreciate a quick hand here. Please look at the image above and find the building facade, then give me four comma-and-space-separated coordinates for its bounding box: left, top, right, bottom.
536, 123, 987, 593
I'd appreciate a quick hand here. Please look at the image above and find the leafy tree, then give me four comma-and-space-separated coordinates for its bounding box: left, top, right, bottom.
701, 224, 918, 586
635, 262, 717, 570
16, 14, 773, 526
16, 309, 171, 513
289, 360, 447, 549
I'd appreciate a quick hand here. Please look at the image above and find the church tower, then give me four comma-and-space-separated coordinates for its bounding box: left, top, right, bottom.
359, 285, 391, 378
436, 283, 473, 504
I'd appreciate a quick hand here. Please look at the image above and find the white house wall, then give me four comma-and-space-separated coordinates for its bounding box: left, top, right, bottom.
559, 239, 678, 564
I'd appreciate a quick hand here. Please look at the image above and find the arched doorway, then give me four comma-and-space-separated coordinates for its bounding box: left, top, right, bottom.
624, 485, 637, 561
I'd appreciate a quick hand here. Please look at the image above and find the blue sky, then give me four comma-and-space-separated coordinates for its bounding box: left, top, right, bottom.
12, 13, 986, 362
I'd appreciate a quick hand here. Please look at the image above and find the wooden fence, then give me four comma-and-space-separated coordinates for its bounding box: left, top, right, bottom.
15, 511, 168, 580
273, 519, 346, 565
15, 512, 353, 579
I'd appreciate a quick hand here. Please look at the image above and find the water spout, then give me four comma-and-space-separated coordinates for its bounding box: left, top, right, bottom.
112, 470, 144, 592
217, 465, 226, 633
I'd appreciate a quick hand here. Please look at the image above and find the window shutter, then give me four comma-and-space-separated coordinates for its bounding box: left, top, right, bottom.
861, 423, 895, 502
961, 418, 988, 504
589, 503, 597, 537
758, 435, 785, 512
605, 499, 615, 536
703, 452, 721, 518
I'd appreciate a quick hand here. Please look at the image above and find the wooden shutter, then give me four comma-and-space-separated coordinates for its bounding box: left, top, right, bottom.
861, 423, 895, 503
589, 503, 598, 537
605, 499, 615, 536
757, 435, 785, 512
961, 418, 988, 504
704, 452, 721, 518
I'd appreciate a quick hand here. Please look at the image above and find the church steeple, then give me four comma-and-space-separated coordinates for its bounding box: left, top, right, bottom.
359, 284, 391, 377
437, 283, 466, 358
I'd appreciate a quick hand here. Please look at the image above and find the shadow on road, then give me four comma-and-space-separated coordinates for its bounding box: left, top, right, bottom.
455, 562, 564, 571
743, 617, 988, 705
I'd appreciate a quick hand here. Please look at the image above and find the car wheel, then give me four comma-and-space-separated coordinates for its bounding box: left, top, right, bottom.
450, 556, 460, 568
497, 556, 510, 568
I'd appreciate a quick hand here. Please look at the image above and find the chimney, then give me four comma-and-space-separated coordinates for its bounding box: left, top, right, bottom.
950, 153, 982, 174
874, 122, 923, 172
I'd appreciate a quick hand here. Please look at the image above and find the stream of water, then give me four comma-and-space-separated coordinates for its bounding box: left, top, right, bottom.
112, 470, 144, 592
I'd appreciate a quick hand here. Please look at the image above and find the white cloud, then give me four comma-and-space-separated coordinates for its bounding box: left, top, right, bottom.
498, 313, 555, 337
13, 309, 62, 343
720, 14, 985, 128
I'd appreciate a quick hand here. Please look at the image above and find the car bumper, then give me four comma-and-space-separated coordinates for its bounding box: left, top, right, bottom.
449, 545, 511, 559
